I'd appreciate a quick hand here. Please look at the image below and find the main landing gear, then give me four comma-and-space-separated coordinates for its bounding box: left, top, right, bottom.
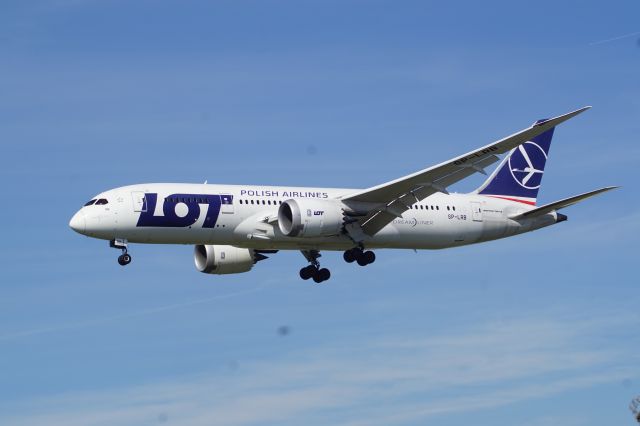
298, 248, 376, 283
299, 250, 331, 283
110, 239, 132, 266
343, 247, 375, 266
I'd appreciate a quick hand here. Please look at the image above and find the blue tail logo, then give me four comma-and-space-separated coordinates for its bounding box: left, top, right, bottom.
477, 120, 554, 204
508, 141, 548, 189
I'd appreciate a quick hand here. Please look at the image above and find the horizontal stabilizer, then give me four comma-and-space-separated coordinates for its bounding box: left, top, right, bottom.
509, 186, 618, 220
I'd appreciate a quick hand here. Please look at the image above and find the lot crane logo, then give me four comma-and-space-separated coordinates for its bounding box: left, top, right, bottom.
508, 141, 547, 190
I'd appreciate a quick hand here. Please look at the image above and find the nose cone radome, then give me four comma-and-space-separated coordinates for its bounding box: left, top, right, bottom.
69, 211, 86, 234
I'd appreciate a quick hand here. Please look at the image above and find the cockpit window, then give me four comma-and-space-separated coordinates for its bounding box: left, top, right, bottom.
95, 198, 109, 205
84, 199, 96, 206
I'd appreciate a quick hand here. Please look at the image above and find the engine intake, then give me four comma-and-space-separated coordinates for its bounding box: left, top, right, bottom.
194, 245, 255, 275
278, 198, 344, 238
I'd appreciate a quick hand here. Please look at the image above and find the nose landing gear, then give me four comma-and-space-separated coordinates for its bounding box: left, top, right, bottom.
117, 253, 132, 266
110, 239, 132, 266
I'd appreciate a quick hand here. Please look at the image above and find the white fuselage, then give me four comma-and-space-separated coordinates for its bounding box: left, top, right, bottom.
70, 183, 558, 251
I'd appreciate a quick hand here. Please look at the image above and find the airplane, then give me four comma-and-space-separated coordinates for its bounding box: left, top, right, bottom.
69, 106, 616, 283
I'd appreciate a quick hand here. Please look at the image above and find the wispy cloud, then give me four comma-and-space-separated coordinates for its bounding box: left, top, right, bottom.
2, 312, 637, 425
0, 281, 271, 342
589, 31, 640, 46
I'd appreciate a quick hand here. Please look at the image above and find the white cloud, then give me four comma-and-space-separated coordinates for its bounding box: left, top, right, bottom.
2, 312, 637, 426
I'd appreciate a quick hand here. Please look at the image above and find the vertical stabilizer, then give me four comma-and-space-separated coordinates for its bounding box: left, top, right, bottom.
475, 120, 554, 205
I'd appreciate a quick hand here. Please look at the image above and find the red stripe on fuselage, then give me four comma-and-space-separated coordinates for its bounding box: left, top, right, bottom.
485, 195, 536, 206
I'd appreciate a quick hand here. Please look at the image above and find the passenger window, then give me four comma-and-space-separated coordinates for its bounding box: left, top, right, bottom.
262, 200, 265, 205
251, 200, 254, 205
84, 199, 96, 206
453, 206, 456, 211
436, 206, 439, 210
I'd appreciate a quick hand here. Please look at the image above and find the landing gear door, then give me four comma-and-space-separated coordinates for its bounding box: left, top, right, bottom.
471, 201, 483, 222
220, 194, 234, 214
132, 191, 147, 213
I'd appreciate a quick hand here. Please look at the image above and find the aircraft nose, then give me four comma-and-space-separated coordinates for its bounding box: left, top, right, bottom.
69, 210, 86, 234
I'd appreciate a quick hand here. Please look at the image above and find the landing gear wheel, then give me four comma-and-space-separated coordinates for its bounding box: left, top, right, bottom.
299, 250, 331, 282
313, 268, 331, 283
299, 265, 316, 280
363, 250, 375, 265
343, 249, 357, 263
356, 250, 375, 266
111, 239, 131, 266
117, 253, 132, 266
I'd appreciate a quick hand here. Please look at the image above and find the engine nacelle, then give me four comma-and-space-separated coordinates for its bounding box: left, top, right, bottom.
278, 198, 344, 238
194, 245, 255, 275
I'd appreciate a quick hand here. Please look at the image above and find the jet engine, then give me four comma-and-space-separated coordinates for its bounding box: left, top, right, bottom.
194, 245, 258, 275
278, 198, 344, 238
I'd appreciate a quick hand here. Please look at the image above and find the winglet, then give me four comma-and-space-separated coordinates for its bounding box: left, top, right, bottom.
534, 106, 591, 127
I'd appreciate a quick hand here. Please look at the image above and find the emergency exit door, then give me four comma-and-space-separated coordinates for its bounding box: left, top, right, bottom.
471, 201, 483, 222
220, 194, 234, 214
131, 192, 147, 212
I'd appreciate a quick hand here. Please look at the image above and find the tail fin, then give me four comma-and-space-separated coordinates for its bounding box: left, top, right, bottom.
475, 119, 554, 205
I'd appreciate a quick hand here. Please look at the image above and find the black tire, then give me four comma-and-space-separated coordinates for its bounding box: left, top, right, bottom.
363, 251, 375, 265
312, 272, 323, 283
117, 254, 129, 266
343, 250, 356, 263
299, 265, 315, 280
318, 268, 331, 282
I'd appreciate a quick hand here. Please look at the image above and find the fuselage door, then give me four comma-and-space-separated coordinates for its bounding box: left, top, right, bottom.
220, 194, 234, 214
132, 191, 147, 212
471, 201, 483, 222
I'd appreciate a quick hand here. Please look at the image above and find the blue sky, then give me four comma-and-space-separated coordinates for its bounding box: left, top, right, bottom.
1, 0, 639, 424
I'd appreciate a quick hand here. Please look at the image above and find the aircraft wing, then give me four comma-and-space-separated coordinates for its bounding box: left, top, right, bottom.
509, 186, 618, 220
341, 106, 591, 236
